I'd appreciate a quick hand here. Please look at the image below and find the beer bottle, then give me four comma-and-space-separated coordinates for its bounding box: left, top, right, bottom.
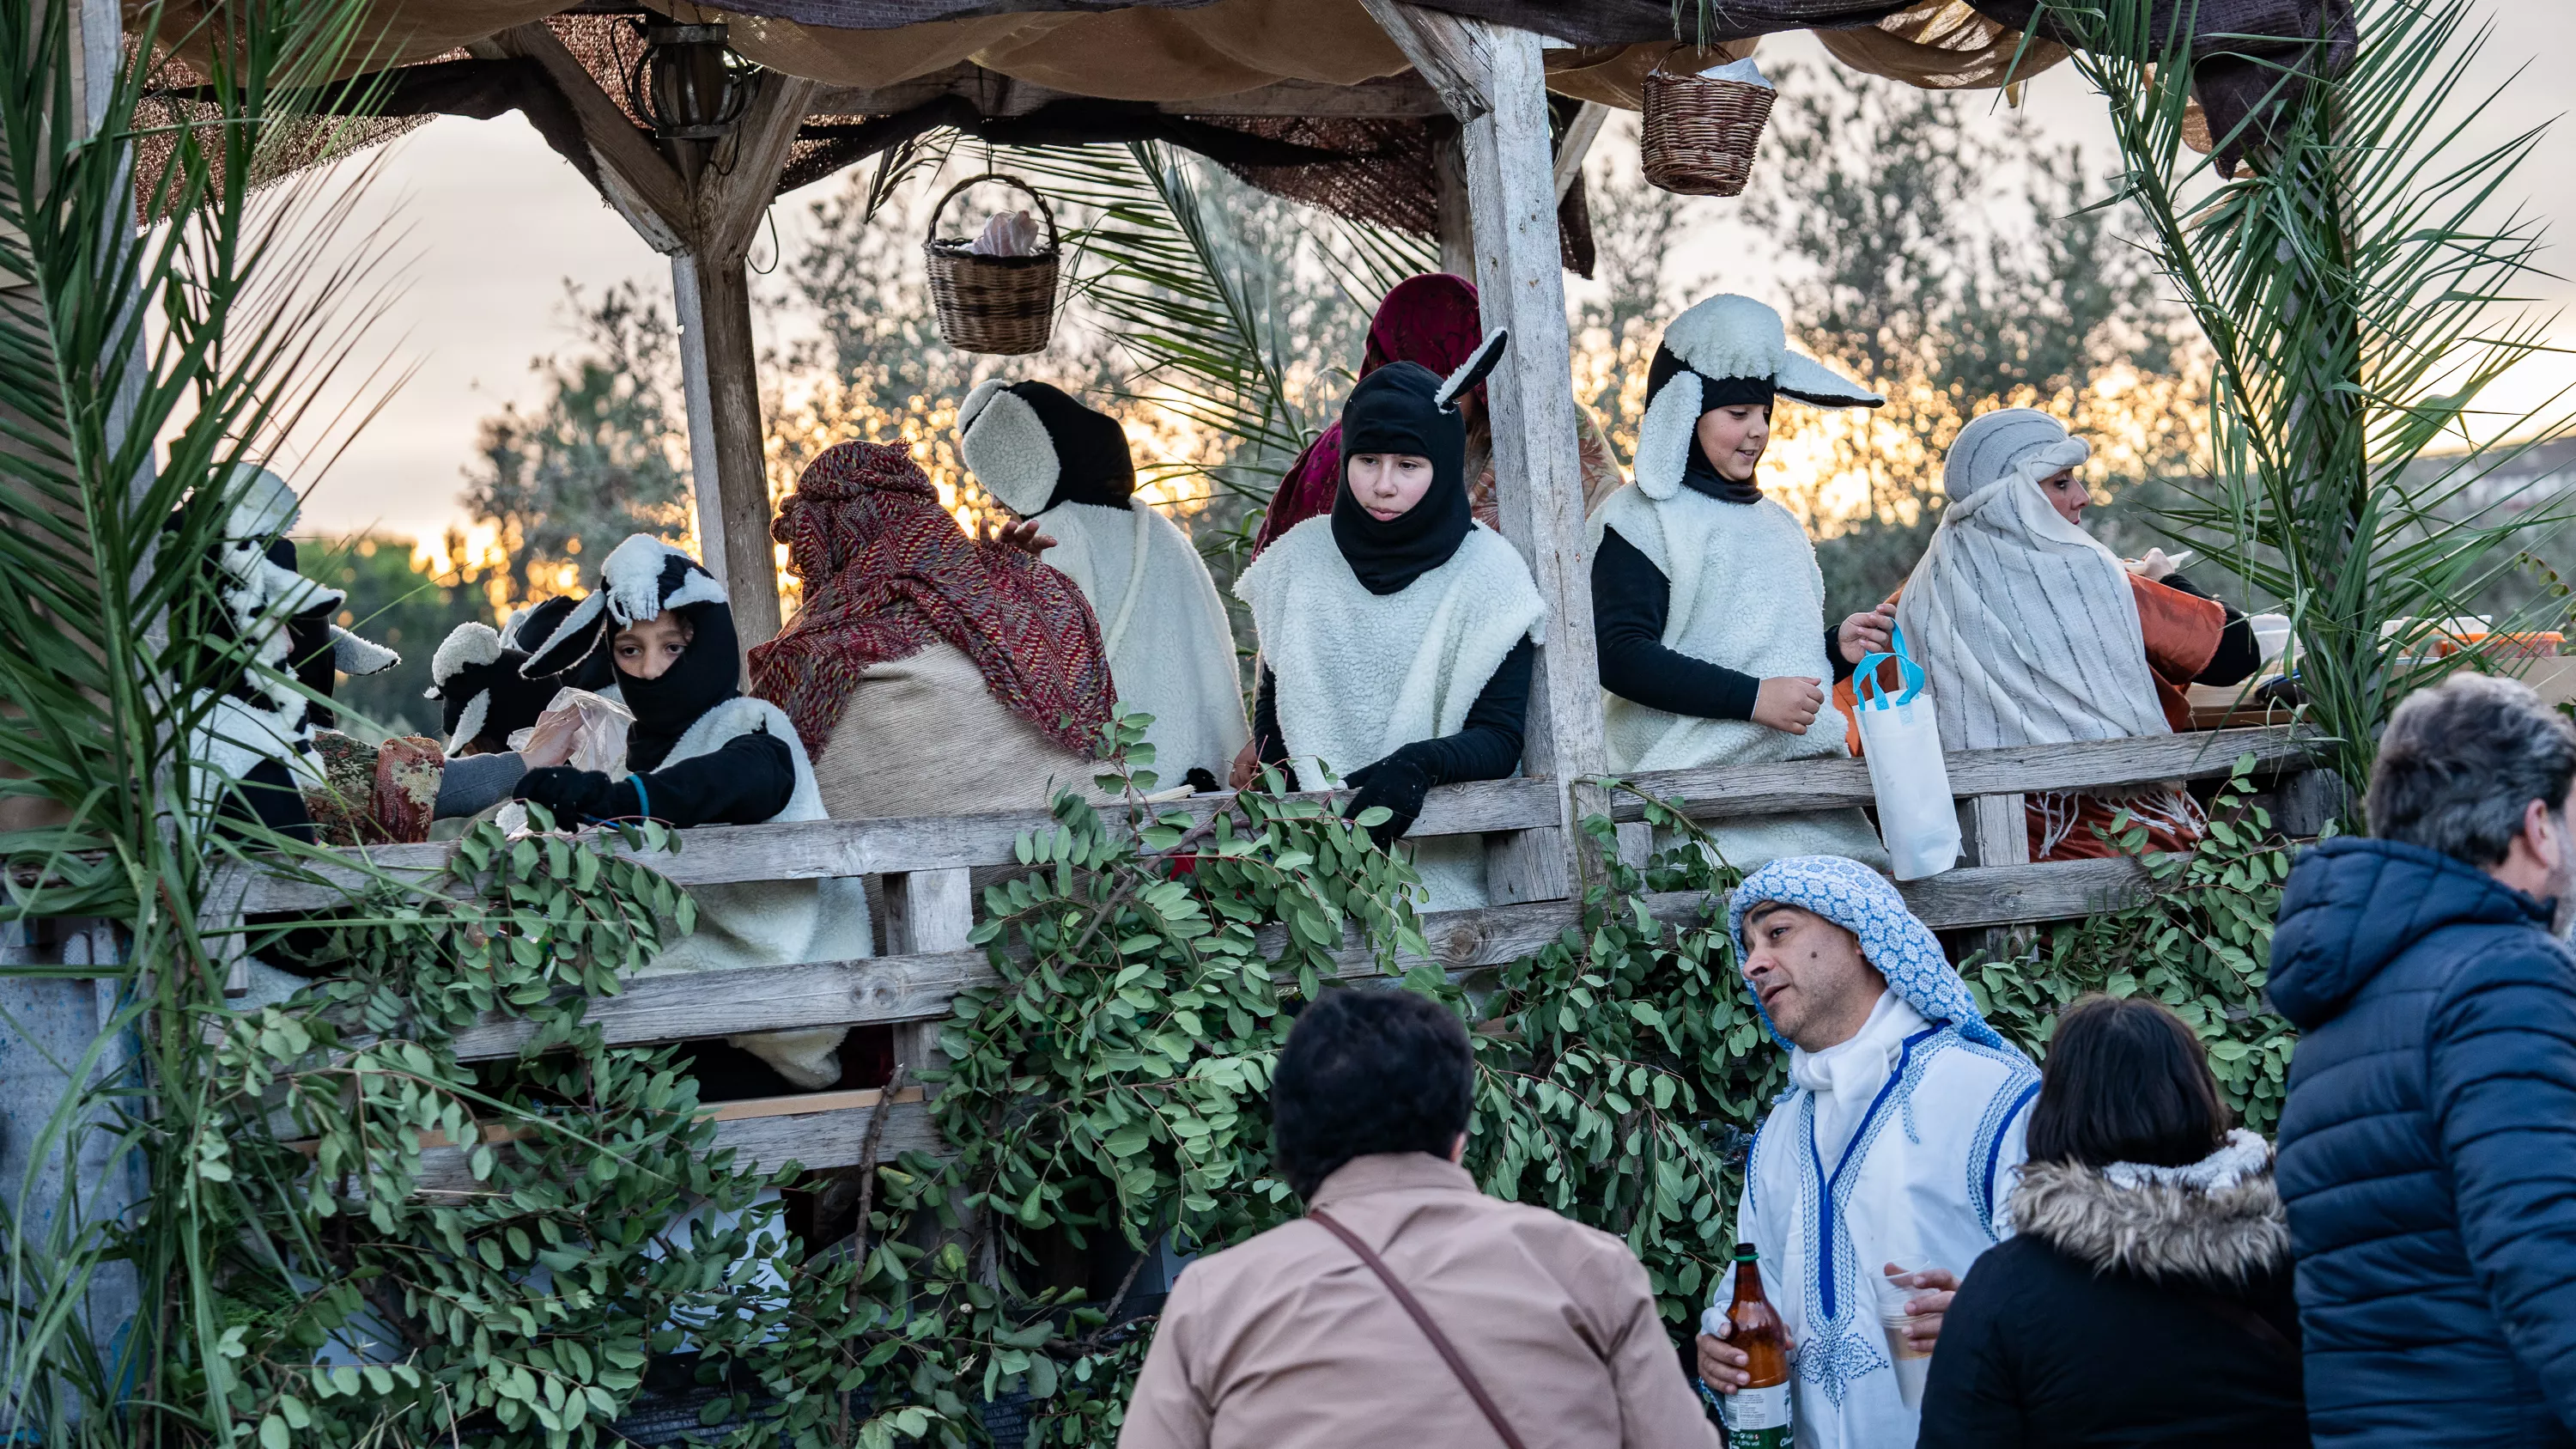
1719, 1242, 1793, 1448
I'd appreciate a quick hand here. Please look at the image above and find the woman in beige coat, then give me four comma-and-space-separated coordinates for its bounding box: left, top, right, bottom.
1119, 990, 1718, 1449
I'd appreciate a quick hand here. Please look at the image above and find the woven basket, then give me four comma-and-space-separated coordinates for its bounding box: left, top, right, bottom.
923, 173, 1061, 356
1640, 67, 1777, 198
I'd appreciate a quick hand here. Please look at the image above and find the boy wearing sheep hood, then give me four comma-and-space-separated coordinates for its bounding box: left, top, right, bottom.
1589, 295, 1894, 870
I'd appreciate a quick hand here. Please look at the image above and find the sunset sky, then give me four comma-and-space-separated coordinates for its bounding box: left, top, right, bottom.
281, 10, 2576, 546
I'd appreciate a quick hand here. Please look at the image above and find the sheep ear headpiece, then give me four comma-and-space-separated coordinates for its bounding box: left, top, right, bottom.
1435, 329, 1509, 412
519, 534, 727, 679
957, 378, 1135, 516
1633, 295, 1881, 501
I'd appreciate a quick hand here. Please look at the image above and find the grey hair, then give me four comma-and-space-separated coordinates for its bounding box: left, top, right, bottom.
2367, 673, 2576, 866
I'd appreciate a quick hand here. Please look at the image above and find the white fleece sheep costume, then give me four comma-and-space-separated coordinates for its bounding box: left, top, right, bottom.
957, 379, 1249, 786
521, 535, 871, 1089
1589, 295, 1888, 871
186, 466, 401, 818
1234, 336, 1545, 910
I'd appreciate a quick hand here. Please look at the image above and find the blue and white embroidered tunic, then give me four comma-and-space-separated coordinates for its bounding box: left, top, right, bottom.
1732, 991, 2038, 1448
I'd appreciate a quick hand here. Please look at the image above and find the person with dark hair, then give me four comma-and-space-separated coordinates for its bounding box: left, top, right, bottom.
1695, 854, 2039, 1449
1118, 989, 1716, 1449
1916, 995, 2306, 1447
1232, 331, 1543, 908
2270, 672, 2576, 1446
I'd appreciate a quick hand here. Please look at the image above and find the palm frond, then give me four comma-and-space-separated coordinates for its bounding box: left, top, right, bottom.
2044, 0, 2575, 802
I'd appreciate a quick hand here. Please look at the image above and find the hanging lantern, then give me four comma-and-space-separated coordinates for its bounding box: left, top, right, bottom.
626, 21, 753, 143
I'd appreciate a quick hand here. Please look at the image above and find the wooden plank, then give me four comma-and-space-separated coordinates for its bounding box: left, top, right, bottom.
413, 1094, 943, 1193
233, 776, 1565, 914
473, 25, 689, 253
670, 252, 782, 653
1612, 727, 2316, 824
1962, 794, 2031, 868
1432, 125, 1472, 279
806, 66, 1446, 120
1358, 0, 1492, 118
696, 70, 823, 264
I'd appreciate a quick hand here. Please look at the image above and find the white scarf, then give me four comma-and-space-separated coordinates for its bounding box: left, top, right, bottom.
1789, 991, 1929, 1166
1896, 437, 2168, 751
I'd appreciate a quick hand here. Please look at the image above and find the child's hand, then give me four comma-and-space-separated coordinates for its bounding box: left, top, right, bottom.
1838, 601, 1898, 664
1753, 676, 1824, 734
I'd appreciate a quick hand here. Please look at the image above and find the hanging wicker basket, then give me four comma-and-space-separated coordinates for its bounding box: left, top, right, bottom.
1639, 64, 1777, 198
923, 173, 1061, 356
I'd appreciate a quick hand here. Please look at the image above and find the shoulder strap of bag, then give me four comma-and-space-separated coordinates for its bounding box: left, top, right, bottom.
1307, 1209, 1530, 1449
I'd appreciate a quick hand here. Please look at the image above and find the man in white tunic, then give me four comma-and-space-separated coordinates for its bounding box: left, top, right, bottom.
1589, 295, 1894, 870
1698, 855, 2039, 1449
957, 379, 1248, 788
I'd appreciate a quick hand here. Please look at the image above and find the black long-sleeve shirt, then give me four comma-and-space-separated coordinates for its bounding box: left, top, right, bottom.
2160, 571, 2263, 687
1590, 526, 1853, 721
609, 728, 796, 828
1252, 636, 1535, 790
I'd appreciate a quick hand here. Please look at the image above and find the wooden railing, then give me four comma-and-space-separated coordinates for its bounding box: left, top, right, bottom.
233, 725, 2324, 1183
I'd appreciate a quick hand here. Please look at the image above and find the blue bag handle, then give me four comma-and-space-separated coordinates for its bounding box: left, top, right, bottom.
1855, 623, 1926, 711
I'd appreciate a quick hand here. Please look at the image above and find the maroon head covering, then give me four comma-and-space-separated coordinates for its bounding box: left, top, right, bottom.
1251, 273, 1483, 555
747, 441, 1115, 758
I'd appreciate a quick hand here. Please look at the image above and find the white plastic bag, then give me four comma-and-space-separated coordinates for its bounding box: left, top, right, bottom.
1854, 626, 1962, 880
507, 687, 633, 776
968, 210, 1042, 257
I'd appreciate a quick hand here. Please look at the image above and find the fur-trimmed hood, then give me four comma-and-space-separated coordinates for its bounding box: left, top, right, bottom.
2009, 1129, 2289, 1286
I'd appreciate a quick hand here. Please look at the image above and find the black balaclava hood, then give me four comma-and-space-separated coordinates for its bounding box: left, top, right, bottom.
520, 536, 739, 773
1330, 331, 1510, 596
955, 378, 1136, 516
612, 597, 740, 771
1647, 343, 1771, 505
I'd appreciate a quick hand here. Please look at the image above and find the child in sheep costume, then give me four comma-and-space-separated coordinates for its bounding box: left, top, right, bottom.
184, 466, 404, 841
1588, 295, 1893, 872
516, 534, 870, 1092
1233, 331, 1540, 910
957, 379, 1248, 788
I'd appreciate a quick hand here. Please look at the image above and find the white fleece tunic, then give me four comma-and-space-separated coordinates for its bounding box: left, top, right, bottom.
1036, 499, 1249, 786
1235, 517, 1545, 910
1589, 484, 1887, 871
629, 696, 872, 1089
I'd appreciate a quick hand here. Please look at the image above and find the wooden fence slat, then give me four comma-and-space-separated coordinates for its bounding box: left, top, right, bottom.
411, 1093, 944, 1193
1612, 727, 2313, 824
230, 728, 2306, 915
447, 859, 2157, 1062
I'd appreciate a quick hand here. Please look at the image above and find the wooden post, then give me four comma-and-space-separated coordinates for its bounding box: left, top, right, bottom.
1959, 794, 2032, 964
1433, 125, 1473, 280
670, 253, 778, 648
881, 868, 974, 1083
1365, 3, 1609, 902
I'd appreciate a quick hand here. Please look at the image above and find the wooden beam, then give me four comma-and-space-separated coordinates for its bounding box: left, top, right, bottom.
228, 728, 2313, 915
445, 855, 2160, 1062
670, 253, 781, 652
806, 66, 1446, 120
696, 70, 822, 264
1358, 0, 1493, 119
1432, 126, 1473, 279
414, 1090, 944, 1192
1612, 727, 2318, 824
229, 775, 1568, 914
471, 25, 690, 253
882, 868, 973, 1083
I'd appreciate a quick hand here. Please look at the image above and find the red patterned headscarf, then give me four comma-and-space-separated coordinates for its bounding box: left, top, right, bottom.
747, 441, 1115, 758
1251, 273, 1483, 555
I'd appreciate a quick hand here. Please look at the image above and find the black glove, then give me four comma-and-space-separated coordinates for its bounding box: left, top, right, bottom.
514, 766, 618, 825
1342, 749, 1433, 848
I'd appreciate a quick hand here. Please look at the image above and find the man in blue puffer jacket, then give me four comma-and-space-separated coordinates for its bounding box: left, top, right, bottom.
2273, 673, 2576, 1446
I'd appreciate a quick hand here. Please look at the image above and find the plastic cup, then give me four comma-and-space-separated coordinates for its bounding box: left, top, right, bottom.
1874, 1263, 1935, 1409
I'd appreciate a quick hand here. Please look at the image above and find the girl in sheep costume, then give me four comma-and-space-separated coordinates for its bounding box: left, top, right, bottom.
184, 466, 403, 840
1233, 331, 1540, 910
517, 534, 869, 1092
1589, 295, 1893, 872
955, 379, 1248, 788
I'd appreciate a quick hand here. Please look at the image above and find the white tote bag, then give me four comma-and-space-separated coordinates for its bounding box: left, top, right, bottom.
1854, 626, 1962, 880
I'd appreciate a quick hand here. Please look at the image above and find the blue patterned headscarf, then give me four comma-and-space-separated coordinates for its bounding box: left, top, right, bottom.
1728, 855, 2002, 1048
